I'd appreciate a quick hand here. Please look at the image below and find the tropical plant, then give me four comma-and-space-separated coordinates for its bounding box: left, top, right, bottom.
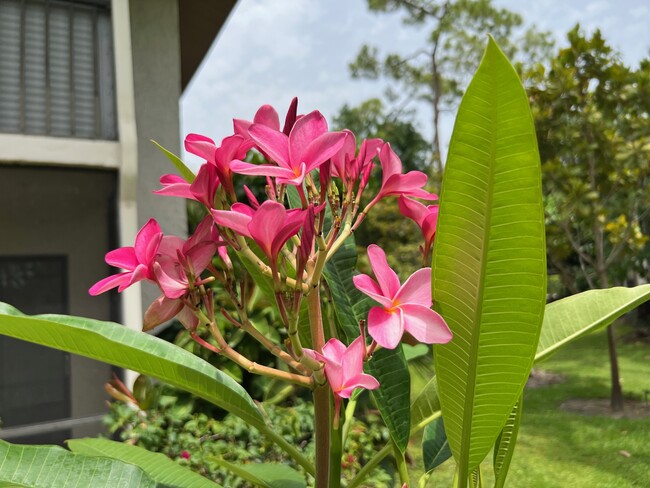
1, 37, 650, 488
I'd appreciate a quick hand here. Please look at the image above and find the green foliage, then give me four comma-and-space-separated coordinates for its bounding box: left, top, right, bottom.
432, 37, 546, 481
103, 384, 391, 487
528, 25, 650, 292
536, 284, 650, 362
0, 440, 161, 488
348, 0, 553, 174
67, 438, 220, 488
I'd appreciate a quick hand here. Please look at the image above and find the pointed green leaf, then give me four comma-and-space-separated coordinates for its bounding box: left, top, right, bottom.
422, 416, 452, 472
213, 458, 306, 488
410, 375, 440, 431
432, 37, 546, 479
0, 303, 313, 475
151, 139, 195, 182
323, 235, 411, 452
0, 302, 264, 429
67, 438, 220, 488
536, 284, 650, 362
0, 440, 159, 488
492, 397, 522, 488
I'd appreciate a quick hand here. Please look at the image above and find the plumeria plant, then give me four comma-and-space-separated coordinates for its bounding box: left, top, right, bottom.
2, 38, 650, 488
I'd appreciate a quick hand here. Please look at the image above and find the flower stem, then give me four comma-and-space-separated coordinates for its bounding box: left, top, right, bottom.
307, 288, 331, 488
329, 401, 342, 488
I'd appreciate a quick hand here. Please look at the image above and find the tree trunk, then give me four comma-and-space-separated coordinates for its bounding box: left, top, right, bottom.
606, 323, 625, 411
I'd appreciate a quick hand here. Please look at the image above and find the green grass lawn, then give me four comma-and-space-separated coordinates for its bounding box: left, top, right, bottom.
406, 327, 650, 487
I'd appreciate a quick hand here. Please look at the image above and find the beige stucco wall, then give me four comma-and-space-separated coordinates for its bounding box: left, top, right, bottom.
130, 0, 188, 311
0, 166, 117, 438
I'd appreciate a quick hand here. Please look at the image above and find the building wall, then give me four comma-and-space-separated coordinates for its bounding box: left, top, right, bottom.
130, 0, 188, 310
0, 166, 117, 439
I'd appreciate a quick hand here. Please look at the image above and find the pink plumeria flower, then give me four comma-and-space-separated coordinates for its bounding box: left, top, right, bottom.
154, 217, 218, 299
367, 143, 438, 208
155, 163, 220, 208
305, 336, 379, 426
89, 219, 163, 295
307, 336, 379, 399
230, 110, 347, 186
398, 196, 440, 257
211, 200, 304, 264
144, 218, 218, 331
353, 245, 452, 350
234, 97, 299, 138
331, 131, 383, 187
184, 134, 252, 197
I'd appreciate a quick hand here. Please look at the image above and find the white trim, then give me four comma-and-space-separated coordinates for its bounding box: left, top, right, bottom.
0, 134, 120, 168
112, 0, 142, 389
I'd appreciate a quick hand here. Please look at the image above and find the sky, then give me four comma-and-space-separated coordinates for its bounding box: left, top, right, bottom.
180, 0, 650, 170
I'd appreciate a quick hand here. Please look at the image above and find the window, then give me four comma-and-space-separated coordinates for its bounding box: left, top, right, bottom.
0, 0, 116, 140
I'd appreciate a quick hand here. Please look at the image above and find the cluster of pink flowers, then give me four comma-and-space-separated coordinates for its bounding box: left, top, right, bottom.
90, 98, 451, 402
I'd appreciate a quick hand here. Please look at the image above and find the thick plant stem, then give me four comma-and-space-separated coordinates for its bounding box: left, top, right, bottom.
329, 409, 342, 488
307, 288, 331, 488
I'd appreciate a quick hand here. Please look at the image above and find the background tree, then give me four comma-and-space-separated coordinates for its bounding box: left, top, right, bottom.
348, 0, 553, 182
528, 26, 650, 411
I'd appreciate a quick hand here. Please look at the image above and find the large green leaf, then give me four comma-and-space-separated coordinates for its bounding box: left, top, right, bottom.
422, 416, 452, 472
213, 459, 306, 488
0, 303, 313, 474
492, 397, 522, 488
67, 438, 220, 488
410, 375, 440, 431
324, 235, 411, 452
536, 284, 650, 361
432, 37, 546, 480
0, 302, 263, 428
0, 440, 159, 488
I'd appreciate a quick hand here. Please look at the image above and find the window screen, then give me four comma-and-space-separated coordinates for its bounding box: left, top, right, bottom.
0, 0, 116, 139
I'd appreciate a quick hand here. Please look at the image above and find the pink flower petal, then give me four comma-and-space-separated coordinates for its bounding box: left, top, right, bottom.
104, 247, 138, 270
378, 143, 403, 184
186, 241, 217, 273
248, 201, 288, 259
352, 274, 393, 308
134, 219, 162, 264
367, 306, 404, 350
282, 97, 299, 135
301, 131, 348, 172
331, 130, 356, 178
248, 124, 291, 168
189, 163, 219, 208
158, 235, 185, 259
215, 135, 250, 171
394, 268, 433, 307
211, 208, 253, 238
177, 304, 199, 331
253, 104, 280, 130
185, 134, 217, 163
143, 295, 183, 331
154, 262, 188, 299
231, 202, 256, 218
367, 244, 401, 299
339, 373, 380, 398
233, 118, 252, 138
341, 336, 366, 373
398, 196, 428, 227
322, 338, 347, 360
89, 272, 132, 296
288, 110, 328, 166
230, 160, 296, 179
154, 174, 194, 199
400, 304, 452, 345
